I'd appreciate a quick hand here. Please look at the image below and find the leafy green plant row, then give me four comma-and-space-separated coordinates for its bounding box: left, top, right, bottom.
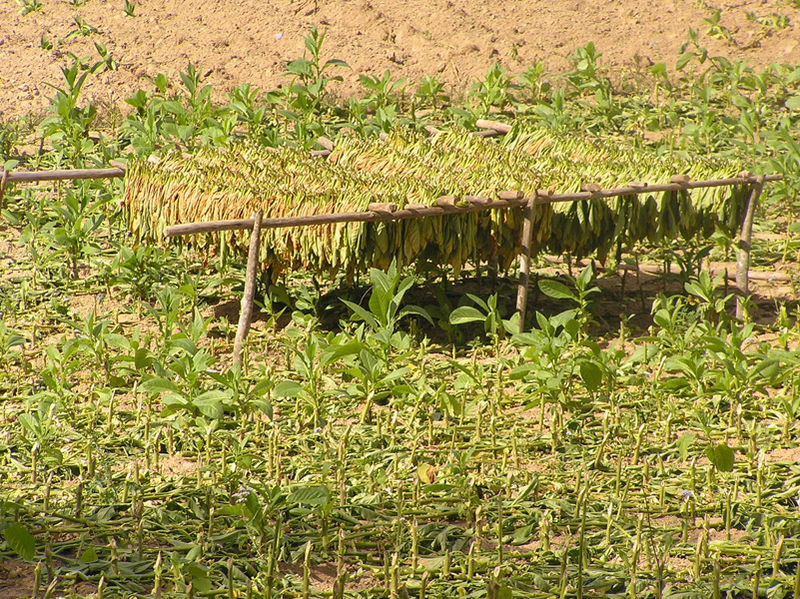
3, 243, 800, 597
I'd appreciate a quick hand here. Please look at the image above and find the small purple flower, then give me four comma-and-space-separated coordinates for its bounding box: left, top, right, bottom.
232, 486, 253, 502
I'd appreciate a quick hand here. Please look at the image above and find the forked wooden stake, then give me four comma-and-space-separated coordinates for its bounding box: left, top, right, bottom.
233, 211, 263, 368
515, 195, 537, 333
735, 176, 765, 320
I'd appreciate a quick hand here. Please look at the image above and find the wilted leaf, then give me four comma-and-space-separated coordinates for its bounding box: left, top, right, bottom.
417, 462, 437, 484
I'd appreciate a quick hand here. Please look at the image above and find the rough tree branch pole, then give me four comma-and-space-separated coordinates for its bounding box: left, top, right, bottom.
515, 196, 537, 333
162, 175, 781, 236
735, 175, 765, 320
233, 211, 263, 368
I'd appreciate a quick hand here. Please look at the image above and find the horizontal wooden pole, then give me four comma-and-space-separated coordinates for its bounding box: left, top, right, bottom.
164, 175, 782, 238
164, 218, 258, 237
3, 167, 126, 183
165, 197, 529, 237
624, 262, 791, 282
538, 175, 782, 204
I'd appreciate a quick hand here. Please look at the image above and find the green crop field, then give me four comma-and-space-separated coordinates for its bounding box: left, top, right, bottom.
2, 25, 800, 599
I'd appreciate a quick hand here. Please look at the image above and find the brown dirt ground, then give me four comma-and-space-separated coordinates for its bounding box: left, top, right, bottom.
2, 0, 800, 122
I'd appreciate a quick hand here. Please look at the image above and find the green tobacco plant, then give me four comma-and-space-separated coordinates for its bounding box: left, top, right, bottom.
40, 61, 98, 163
358, 70, 407, 132
65, 16, 99, 39
207, 366, 273, 419
275, 329, 360, 428
515, 62, 550, 104
684, 270, 732, 322
47, 187, 106, 277
281, 27, 349, 133
341, 261, 432, 351
345, 343, 410, 424
18, 397, 65, 467
227, 83, 273, 143
16, 0, 42, 15
565, 42, 607, 94
510, 310, 581, 420
108, 245, 167, 301
141, 309, 230, 419
359, 70, 407, 111
70, 311, 124, 384
538, 265, 600, 337
416, 74, 448, 109
0, 322, 25, 367
469, 63, 513, 116
121, 65, 234, 154
449, 292, 518, 343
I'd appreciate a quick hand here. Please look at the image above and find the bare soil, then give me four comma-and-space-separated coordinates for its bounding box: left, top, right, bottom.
2, 0, 800, 121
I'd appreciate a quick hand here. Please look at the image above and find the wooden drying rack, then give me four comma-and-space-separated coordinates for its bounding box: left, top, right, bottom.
0, 121, 781, 367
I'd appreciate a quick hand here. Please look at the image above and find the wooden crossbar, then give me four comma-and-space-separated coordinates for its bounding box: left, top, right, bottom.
163, 175, 781, 237
1, 166, 126, 183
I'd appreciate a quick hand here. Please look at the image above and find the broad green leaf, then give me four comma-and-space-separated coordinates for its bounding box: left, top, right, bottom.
193, 400, 223, 420
626, 343, 659, 365
4, 522, 35, 561
511, 478, 538, 506
676, 51, 695, 71
341, 299, 380, 330
194, 389, 230, 419
705, 443, 735, 472
550, 309, 578, 330
321, 339, 362, 365
786, 95, 800, 110
273, 381, 304, 398
449, 306, 485, 325
80, 547, 98, 563
675, 432, 695, 461
509, 364, 535, 380
538, 279, 576, 301
139, 377, 180, 394
399, 304, 434, 325
465, 293, 489, 312
252, 399, 273, 419
288, 485, 331, 506
580, 361, 603, 392
324, 58, 350, 68
103, 333, 130, 350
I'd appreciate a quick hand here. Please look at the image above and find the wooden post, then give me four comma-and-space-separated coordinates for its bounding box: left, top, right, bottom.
735, 176, 764, 320
233, 211, 263, 368
0, 169, 8, 209
515, 195, 537, 333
